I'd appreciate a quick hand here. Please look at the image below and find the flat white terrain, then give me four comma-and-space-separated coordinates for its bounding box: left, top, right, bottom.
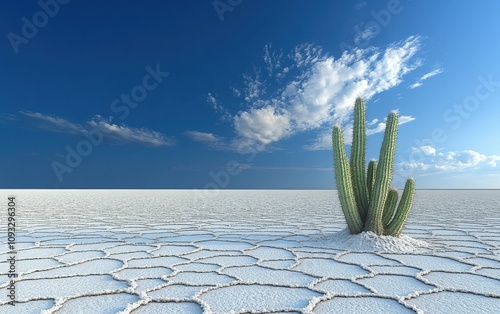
0, 190, 499, 313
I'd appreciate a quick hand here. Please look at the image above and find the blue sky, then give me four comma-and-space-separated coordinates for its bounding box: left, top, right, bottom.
1, 0, 500, 189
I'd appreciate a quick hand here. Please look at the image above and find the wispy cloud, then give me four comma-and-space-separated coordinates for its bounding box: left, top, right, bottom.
304, 114, 416, 151
21, 111, 175, 146
354, 24, 378, 45
207, 93, 223, 112
21, 111, 85, 134
206, 93, 232, 122
184, 130, 229, 150
184, 130, 221, 143
263, 44, 284, 77
410, 68, 443, 89
198, 36, 422, 153
366, 114, 415, 136
397, 145, 500, 174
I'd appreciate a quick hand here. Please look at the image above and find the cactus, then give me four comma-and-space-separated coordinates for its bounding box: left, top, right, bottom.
331, 97, 415, 236
364, 111, 398, 234
350, 98, 369, 221
382, 188, 398, 227
385, 178, 415, 236
366, 160, 376, 200
332, 125, 364, 234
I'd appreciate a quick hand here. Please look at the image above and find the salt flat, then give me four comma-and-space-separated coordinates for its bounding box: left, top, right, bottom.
0, 190, 499, 313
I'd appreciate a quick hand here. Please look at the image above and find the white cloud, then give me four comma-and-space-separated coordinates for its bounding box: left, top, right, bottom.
367, 118, 379, 126
235, 36, 422, 151
88, 116, 173, 146
243, 72, 265, 103
184, 130, 231, 150
364, 114, 415, 138
397, 146, 500, 174
201, 36, 422, 153
354, 24, 378, 45
207, 93, 223, 111
21, 111, 85, 134
303, 130, 333, 151
411, 145, 436, 156
21, 111, 174, 146
366, 122, 386, 136
410, 67, 443, 89
263, 44, 283, 77
487, 155, 500, 167
234, 106, 291, 148
399, 115, 416, 124
420, 68, 443, 80
290, 43, 324, 68
305, 114, 415, 151
184, 131, 221, 143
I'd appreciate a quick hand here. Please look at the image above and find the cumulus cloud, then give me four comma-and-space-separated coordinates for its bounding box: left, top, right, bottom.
201, 36, 422, 152
410, 67, 443, 89
21, 111, 174, 146
241, 37, 421, 151
397, 146, 500, 174
234, 106, 291, 146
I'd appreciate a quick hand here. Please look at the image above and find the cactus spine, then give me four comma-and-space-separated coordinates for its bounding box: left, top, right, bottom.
331, 97, 416, 236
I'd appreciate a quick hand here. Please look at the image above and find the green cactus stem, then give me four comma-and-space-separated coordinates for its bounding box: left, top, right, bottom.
364, 111, 398, 234
366, 160, 377, 201
382, 188, 398, 227
332, 125, 364, 234
385, 178, 416, 236
350, 98, 369, 220
331, 97, 416, 237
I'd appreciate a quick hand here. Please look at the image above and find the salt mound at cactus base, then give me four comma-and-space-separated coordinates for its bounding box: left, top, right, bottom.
321, 228, 429, 253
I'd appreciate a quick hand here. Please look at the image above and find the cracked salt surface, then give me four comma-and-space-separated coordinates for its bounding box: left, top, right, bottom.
1, 189, 499, 313
0, 299, 54, 314
131, 301, 203, 314
312, 296, 416, 313
54, 293, 139, 314
199, 284, 321, 312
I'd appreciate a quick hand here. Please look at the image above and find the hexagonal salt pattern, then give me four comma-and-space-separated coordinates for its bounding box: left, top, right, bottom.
199, 284, 321, 313
312, 296, 415, 313
0, 189, 498, 313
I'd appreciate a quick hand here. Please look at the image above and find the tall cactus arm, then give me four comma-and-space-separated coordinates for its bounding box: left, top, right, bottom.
385, 178, 415, 236
350, 97, 369, 220
332, 125, 364, 234
365, 111, 399, 235
382, 188, 398, 227
366, 159, 377, 202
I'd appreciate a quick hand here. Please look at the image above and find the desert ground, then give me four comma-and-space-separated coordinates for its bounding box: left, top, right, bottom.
1, 190, 499, 313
